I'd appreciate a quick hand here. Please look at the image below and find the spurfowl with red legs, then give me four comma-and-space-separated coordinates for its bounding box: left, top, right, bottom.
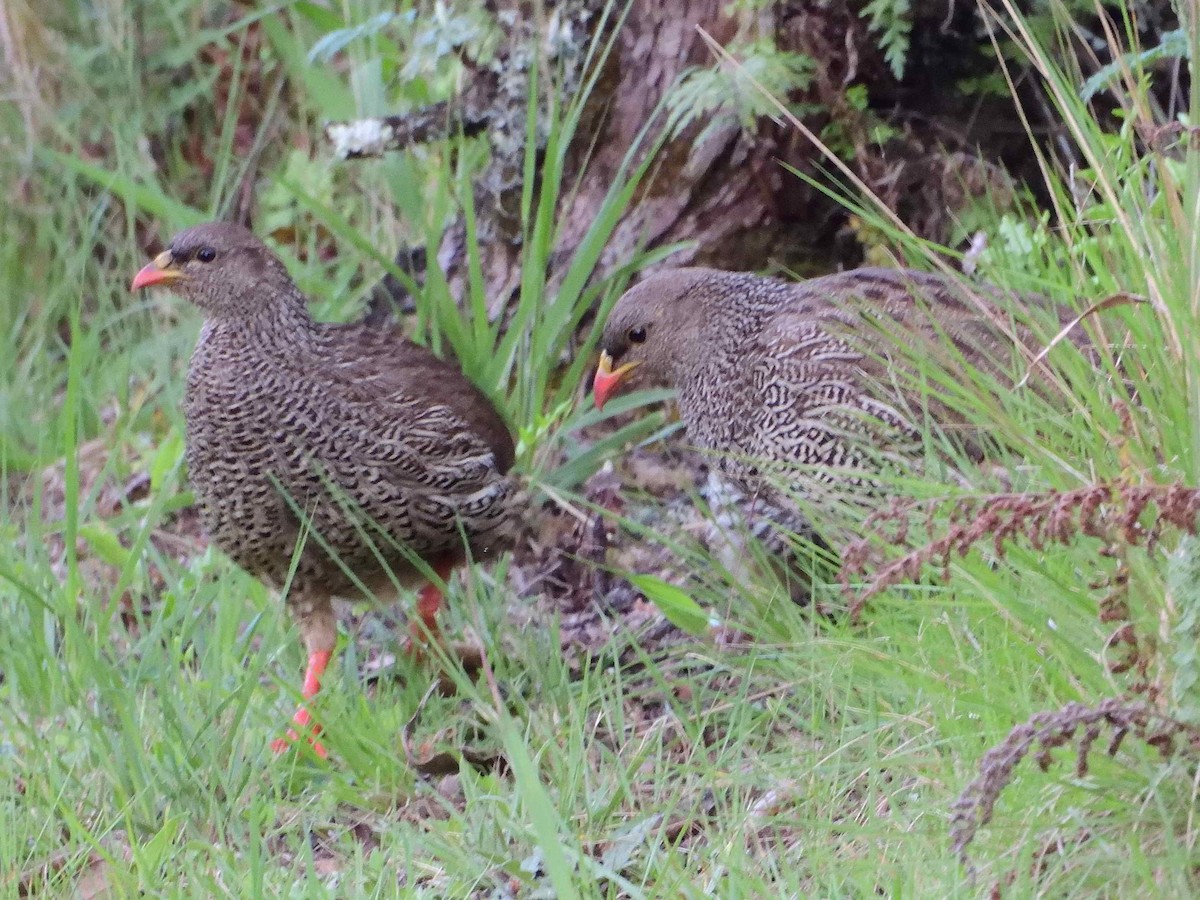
133, 222, 517, 758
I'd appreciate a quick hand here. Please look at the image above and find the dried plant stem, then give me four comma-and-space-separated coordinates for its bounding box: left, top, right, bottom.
842, 482, 1200, 618
950, 697, 1197, 869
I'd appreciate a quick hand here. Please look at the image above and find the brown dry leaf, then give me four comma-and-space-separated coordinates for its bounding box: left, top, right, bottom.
402, 683, 504, 777
73, 854, 114, 900
14, 850, 110, 898
311, 853, 344, 878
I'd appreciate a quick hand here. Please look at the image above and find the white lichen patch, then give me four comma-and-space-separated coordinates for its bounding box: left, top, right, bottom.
325, 119, 397, 159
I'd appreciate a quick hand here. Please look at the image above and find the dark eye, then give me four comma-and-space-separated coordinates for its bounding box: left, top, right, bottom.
628, 326, 647, 344
196, 246, 217, 263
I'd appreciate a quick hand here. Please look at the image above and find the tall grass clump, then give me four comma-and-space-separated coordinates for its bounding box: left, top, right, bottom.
741, 0, 1200, 888
5, 0, 1200, 897
0, 2, 698, 896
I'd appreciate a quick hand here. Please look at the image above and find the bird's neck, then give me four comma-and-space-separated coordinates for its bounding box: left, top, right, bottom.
201, 292, 317, 352
673, 307, 749, 378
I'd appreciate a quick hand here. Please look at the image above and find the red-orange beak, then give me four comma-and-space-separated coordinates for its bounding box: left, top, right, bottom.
131, 251, 186, 290
593, 351, 640, 411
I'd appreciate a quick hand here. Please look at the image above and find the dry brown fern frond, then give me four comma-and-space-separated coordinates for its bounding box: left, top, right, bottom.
949, 697, 1199, 871
841, 481, 1200, 619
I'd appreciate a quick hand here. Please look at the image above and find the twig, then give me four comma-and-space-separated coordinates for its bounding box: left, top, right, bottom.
325, 101, 490, 159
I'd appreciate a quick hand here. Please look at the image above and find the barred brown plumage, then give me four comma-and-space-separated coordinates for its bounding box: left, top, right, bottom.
133, 222, 518, 758
594, 266, 1079, 577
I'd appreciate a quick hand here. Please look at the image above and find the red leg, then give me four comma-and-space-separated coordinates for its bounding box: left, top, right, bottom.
271, 648, 333, 758
408, 557, 458, 647
272, 594, 337, 759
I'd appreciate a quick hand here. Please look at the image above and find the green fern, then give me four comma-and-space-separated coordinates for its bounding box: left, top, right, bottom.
1081, 28, 1190, 101
665, 39, 816, 141
861, 0, 912, 80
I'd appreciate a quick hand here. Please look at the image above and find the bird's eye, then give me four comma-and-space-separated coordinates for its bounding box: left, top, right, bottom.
628, 326, 647, 344
196, 247, 217, 263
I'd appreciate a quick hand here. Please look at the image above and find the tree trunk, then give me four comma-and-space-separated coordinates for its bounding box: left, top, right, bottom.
337, 0, 1051, 318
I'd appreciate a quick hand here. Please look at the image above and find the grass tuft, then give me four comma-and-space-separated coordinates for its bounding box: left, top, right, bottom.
2, 0, 1200, 895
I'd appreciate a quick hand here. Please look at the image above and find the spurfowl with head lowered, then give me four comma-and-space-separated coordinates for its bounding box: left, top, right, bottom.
593, 267, 1075, 519
133, 222, 517, 757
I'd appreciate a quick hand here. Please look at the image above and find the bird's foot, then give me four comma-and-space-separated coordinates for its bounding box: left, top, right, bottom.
271, 648, 332, 759
270, 706, 328, 759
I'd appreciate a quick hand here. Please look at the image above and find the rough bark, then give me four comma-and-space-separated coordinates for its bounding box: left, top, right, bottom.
331, 0, 1074, 318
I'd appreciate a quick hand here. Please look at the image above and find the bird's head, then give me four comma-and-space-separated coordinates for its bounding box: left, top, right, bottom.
592, 268, 722, 411
131, 222, 299, 317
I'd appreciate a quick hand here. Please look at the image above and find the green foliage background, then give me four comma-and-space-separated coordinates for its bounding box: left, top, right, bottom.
0, 0, 1197, 896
